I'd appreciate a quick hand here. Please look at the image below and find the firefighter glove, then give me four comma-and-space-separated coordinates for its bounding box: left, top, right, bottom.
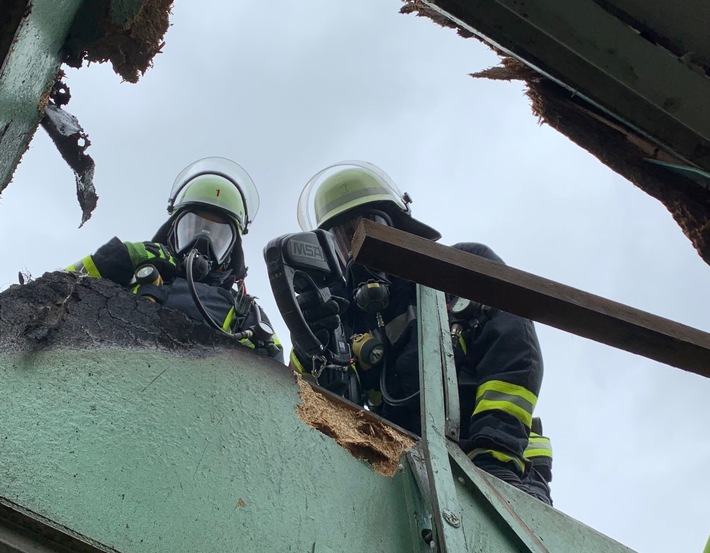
297, 289, 349, 344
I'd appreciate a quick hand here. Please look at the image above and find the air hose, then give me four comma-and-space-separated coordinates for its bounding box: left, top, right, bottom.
185, 248, 274, 342
375, 313, 420, 407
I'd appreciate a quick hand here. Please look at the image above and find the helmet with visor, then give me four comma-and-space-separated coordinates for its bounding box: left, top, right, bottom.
153, 157, 260, 281
297, 160, 440, 260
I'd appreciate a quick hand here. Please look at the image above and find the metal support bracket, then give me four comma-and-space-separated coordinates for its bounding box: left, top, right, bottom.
417, 284, 468, 552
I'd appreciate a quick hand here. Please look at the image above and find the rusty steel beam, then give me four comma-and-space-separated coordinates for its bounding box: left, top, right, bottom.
351, 219, 710, 378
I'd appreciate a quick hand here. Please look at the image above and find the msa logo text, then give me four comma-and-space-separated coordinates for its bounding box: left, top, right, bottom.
289, 239, 325, 261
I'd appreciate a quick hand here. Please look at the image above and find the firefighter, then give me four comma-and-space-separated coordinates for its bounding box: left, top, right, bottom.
67, 157, 283, 362
290, 160, 552, 504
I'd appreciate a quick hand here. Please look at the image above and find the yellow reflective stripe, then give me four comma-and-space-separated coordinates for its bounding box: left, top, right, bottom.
80, 255, 102, 278
367, 389, 383, 406
476, 379, 538, 406
290, 350, 305, 373
66, 255, 101, 277
458, 335, 467, 355
222, 307, 236, 332
239, 338, 255, 349
474, 380, 537, 429
524, 448, 553, 459
524, 433, 553, 459
468, 448, 525, 474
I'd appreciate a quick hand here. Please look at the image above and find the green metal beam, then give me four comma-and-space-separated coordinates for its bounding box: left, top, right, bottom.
423, 0, 710, 171
0, 0, 85, 192
416, 285, 468, 552
413, 284, 635, 552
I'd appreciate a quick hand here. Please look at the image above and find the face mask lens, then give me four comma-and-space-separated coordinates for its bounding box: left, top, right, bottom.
175, 211, 236, 263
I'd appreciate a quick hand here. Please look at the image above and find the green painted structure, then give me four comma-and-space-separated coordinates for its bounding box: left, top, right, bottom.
0, 278, 636, 552
0, 0, 84, 190
1, 349, 414, 552
2, 1, 692, 550
0, 0, 160, 193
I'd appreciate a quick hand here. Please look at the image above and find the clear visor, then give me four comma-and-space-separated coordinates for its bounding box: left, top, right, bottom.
175, 211, 236, 264
297, 160, 406, 231
330, 212, 390, 260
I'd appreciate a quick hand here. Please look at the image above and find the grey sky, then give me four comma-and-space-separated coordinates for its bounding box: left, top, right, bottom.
2, 1, 709, 551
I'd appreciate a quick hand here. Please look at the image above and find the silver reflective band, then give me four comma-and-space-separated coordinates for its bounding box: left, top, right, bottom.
175, 212, 235, 263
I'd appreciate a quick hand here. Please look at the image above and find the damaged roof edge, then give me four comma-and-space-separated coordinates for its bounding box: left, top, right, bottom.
401, 0, 710, 266
296, 376, 416, 477
0, 0, 173, 221
407, 0, 710, 169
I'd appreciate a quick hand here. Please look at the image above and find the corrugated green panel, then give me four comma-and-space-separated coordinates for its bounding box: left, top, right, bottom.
0, 348, 416, 553
0, 0, 84, 192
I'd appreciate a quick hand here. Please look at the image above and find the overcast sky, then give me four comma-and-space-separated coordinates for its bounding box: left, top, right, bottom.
2, 1, 710, 551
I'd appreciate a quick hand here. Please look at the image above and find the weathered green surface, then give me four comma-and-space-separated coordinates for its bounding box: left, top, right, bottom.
0, 274, 638, 552
414, 285, 637, 553
0, 0, 84, 192
0, 348, 415, 552
447, 444, 637, 553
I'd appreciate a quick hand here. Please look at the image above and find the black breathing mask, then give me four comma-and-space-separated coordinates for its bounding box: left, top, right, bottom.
171, 210, 237, 273
346, 261, 391, 315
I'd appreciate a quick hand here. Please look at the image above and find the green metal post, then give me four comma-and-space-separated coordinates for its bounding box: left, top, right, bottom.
0, 0, 85, 191
416, 284, 468, 551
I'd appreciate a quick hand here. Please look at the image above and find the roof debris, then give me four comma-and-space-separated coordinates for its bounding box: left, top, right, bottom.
40, 78, 97, 227
295, 375, 415, 477
63, 0, 174, 83
400, 1, 710, 266
470, 57, 710, 265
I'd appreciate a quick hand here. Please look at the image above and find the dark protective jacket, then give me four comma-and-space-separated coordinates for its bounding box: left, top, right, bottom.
67, 237, 284, 362
298, 242, 552, 503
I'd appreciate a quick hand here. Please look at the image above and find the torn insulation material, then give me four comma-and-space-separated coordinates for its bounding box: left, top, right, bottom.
64, 0, 174, 83
295, 375, 415, 477
471, 57, 710, 266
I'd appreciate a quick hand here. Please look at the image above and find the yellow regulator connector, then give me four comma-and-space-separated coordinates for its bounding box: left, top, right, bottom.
351, 332, 384, 370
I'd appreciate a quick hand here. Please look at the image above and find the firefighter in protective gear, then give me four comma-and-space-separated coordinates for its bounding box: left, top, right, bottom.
291, 160, 552, 504
67, 157, 283, 361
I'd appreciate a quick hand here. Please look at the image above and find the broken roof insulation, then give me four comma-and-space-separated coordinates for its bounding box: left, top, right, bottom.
0, 271, 244, 353
401, 0, 710, 267
0, 0, 173, 221
296, 375, 415, 477
471, 57, 710, 267
63, 0, 174, 83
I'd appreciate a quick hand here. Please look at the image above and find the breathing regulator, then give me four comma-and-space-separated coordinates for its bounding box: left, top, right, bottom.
447, 295, 494, 346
